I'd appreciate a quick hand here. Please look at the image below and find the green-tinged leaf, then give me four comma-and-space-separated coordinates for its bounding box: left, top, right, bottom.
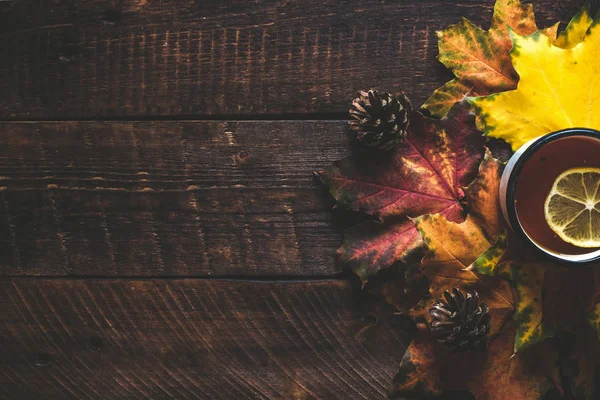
421, 79, 471, 118
469, 234, 508, 275
554, 2, 594, 49
391, 323, 559, 399
338, 219, 424, 284
499, 261, 554, 353
422, 0, 550, 117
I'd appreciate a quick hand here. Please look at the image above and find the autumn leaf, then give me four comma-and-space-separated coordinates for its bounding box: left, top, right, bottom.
337, 219, 424, 282
391, 322, 560, 400
320, 101, 483, 221
422, 0, 554, 117
470, 20, 600, 150
462, 148, 504, 238
319, 101, 484, 281
422, 80, 471, 118
413, 212, 492, 278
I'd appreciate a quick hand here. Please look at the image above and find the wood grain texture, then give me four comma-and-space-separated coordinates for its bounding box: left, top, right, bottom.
0, 279, 410, 400
0, 121, 355, 277
0, 0, 583, 119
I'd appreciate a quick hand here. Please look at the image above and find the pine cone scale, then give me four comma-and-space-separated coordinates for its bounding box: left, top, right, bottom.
428, 288, 491, 351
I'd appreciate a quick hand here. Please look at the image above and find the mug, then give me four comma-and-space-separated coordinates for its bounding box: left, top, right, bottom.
498, 128, 600, 264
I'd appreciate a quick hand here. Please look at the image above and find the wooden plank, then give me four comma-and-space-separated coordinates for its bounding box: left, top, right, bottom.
0, 0, 582, 119
0, 121, 353, 277
0, 279, 410, 400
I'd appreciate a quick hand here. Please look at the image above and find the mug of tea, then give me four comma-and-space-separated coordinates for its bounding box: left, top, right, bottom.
499, 128, 600, 264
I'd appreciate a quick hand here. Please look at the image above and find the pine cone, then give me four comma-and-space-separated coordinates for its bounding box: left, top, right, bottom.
349, 89, 412, 150
428, 288, 491, 351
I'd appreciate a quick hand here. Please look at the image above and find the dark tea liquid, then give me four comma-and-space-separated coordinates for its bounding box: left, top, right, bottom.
514, 135, 600, 255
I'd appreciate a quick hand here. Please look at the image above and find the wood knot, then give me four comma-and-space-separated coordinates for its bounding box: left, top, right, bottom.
34, 353, 55, 367
88, 336, 104, 352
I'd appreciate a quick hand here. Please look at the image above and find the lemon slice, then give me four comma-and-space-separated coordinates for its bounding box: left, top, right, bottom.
544, 167, 600, 248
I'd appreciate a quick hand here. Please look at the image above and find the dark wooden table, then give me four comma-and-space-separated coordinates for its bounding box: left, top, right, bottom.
0, 1, 587, 399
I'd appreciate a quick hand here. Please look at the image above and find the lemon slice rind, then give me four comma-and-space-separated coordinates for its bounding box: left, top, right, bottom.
544, 167, 600, 248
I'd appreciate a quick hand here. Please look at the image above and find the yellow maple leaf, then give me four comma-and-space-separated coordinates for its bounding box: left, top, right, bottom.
470, 21, 600, 150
